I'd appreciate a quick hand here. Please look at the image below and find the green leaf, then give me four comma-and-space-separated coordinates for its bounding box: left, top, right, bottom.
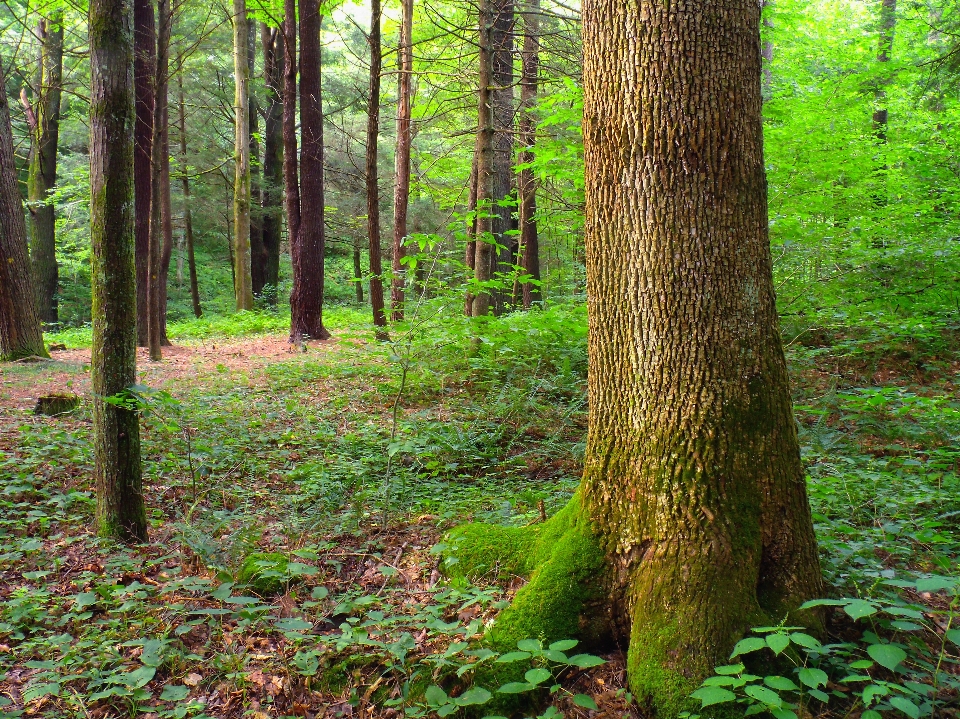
525, 668, 552, 685
789, 633, 821, 649
456, 687, 492, 706
425, 685, 449, 706
517, 639, 542, 652
275, 618, 313, 632
808, 689, 830, 702
861, 711, 882, 719
889, 696, 920, 719
766, 633, 791, 655
797, 668, 828, 688
731, 637, 766, 657
945, 629, 960, 645
549, 639, 578, 651
496, 651, 531, 663
160, 685, 190, 701
119, 666, 156, 688
771, 710, 798, 719
568, 653, 605, 668
745, 684, 782, 707
764, 676, 799, 691
843, 599, 878, 620
862, 683, 889, 705
75, 592, 97, 608
691, 686, 736, 708
915, 577, 956, 594
573, 694, 598, 710
799, 599, 848, 609
714, 663, 745, 675
866, 643, 906, 671
497, 682, 534, 694
311, 586, 329, 600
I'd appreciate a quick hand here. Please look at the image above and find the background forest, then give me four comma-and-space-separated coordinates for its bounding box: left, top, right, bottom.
3, 0, 960, 718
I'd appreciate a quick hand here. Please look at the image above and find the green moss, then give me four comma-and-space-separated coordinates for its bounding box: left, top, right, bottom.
236, 552, 289, 595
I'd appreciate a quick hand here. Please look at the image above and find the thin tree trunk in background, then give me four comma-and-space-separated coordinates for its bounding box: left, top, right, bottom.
233, 0, 254, 311
761, 0, 774, 101
353, 235, 364, 304
471, 0, 495, 318
366, 0, 388, 338
158, 96, 173, 345
176, 74, 201, 318
89, 0, 146, 541
282, 0, 301, 295
872, 0, 896, 241
25, 14, 63, 326
391, 0, 413, 321
146, 0, 170, 360
291, 0, 330, 342
463, 149, 478, 316
518, 0, 540, 309
490, 0, 514, 315
248, 19, 265, 297
261, 23, 283, 303
134, 0, 156, 346
0, 59, 48, 361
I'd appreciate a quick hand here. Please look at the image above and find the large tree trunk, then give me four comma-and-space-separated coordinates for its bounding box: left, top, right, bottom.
0, 60, 48, 361
261, 23, 283, 303
366, 0, 388, 337
233, 0, 254, 311
290, 0, 330, 342
89, 0, 147, 542
490, 0, 514, 315
26, 14, 63, 326
146, 0, 170, 360
248, 20, 265, 298
517, 0, 539, 309
449, 2, 823, 714
176, 73, 202, 318
282, 0, 300, 260
470, 0, 495, 318
390, 0, 413, 321
134, 0, 155, 346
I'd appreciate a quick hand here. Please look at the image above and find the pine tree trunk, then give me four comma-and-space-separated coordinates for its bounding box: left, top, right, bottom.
470, 0, 495, 318
134, 0, 155, 346
463, 149, 478, 316
282, 0, 300, 257
248, 20, 265, 298
261, 24, 283, 302
233, 0, 254, 311
366, 0, 388, 337
761, 0, 774, 101
490, 0, 514, 315
176, 74, 202, 318
353, 235, 364, 304
518, 0, 539, 309
390, 0, 413, 321
89, 0, 147, 542
27, 14, 63, 326
290, 0, 330, 342
0, 60, 48, 361
158, 94, 173, 345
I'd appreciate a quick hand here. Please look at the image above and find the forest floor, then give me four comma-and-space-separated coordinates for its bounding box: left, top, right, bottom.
2, 306, 960, 719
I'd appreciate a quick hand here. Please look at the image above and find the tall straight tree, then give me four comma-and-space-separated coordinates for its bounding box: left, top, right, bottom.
133, 0, 155, 346
470, 0, 495, 317
260, 23, 283, 301
449, 0, 824, 714
0, 58, 48, 362
517, 0, 539, 309
233, 0, 254, 311
89, 0, 147, 541
390, 0, 413, 321
365, 0, 388, 336
176, 72, 202, 318
290, 0, 330, 341
247, 20, 265, 297
24, 13, 63, 325
282, 0, 300, 283
490, 0, 514, 315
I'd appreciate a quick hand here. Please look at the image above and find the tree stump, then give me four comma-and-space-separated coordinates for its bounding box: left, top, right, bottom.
34, 393, 80, 416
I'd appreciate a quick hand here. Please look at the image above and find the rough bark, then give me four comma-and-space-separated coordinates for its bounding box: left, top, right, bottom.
134, 0, 156, 346
290, 0, 330, 342
470, 0, 495, 318
26, 15, 63, 325
176, 74, 202, 318
517, 0, 539, 309
391, 0, 413, 321
490, 0, 514, 315
282, 0, 300, 255
158, 92, 173, 344
366, 0, 388, 337
261, 24, 283, 303
89, 0, 147, 542
353, 235, 364, 304
449, 2, 824, 714
248, 19, 265, 297
233, 0, 254, 311
0, 60, 48, 361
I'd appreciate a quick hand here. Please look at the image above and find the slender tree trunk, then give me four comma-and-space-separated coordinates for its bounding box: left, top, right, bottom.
391, 0, 413, 321
233, 0, 254, 311
158, 93, 173, 344
89, 0, 147, 542
134, 0, 156, 346
283, 0, 301, 299
490, 0, 514, 315
761, 0, 774, 102
25, 15, 63, 326
0, 60, 48, 361
261, 23, 283, 302
176, 74, 202, 318
872, 0, 896, 244
146, 0, 170, 360
471, 0, 495, 318
248, 19, 265, 297
464, 149, 478, 316
366, 0, 388, 337
518, 0, 539, 309
353, 235, 364, 304
290, 0, 330, 341
450, 2, 824, 714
